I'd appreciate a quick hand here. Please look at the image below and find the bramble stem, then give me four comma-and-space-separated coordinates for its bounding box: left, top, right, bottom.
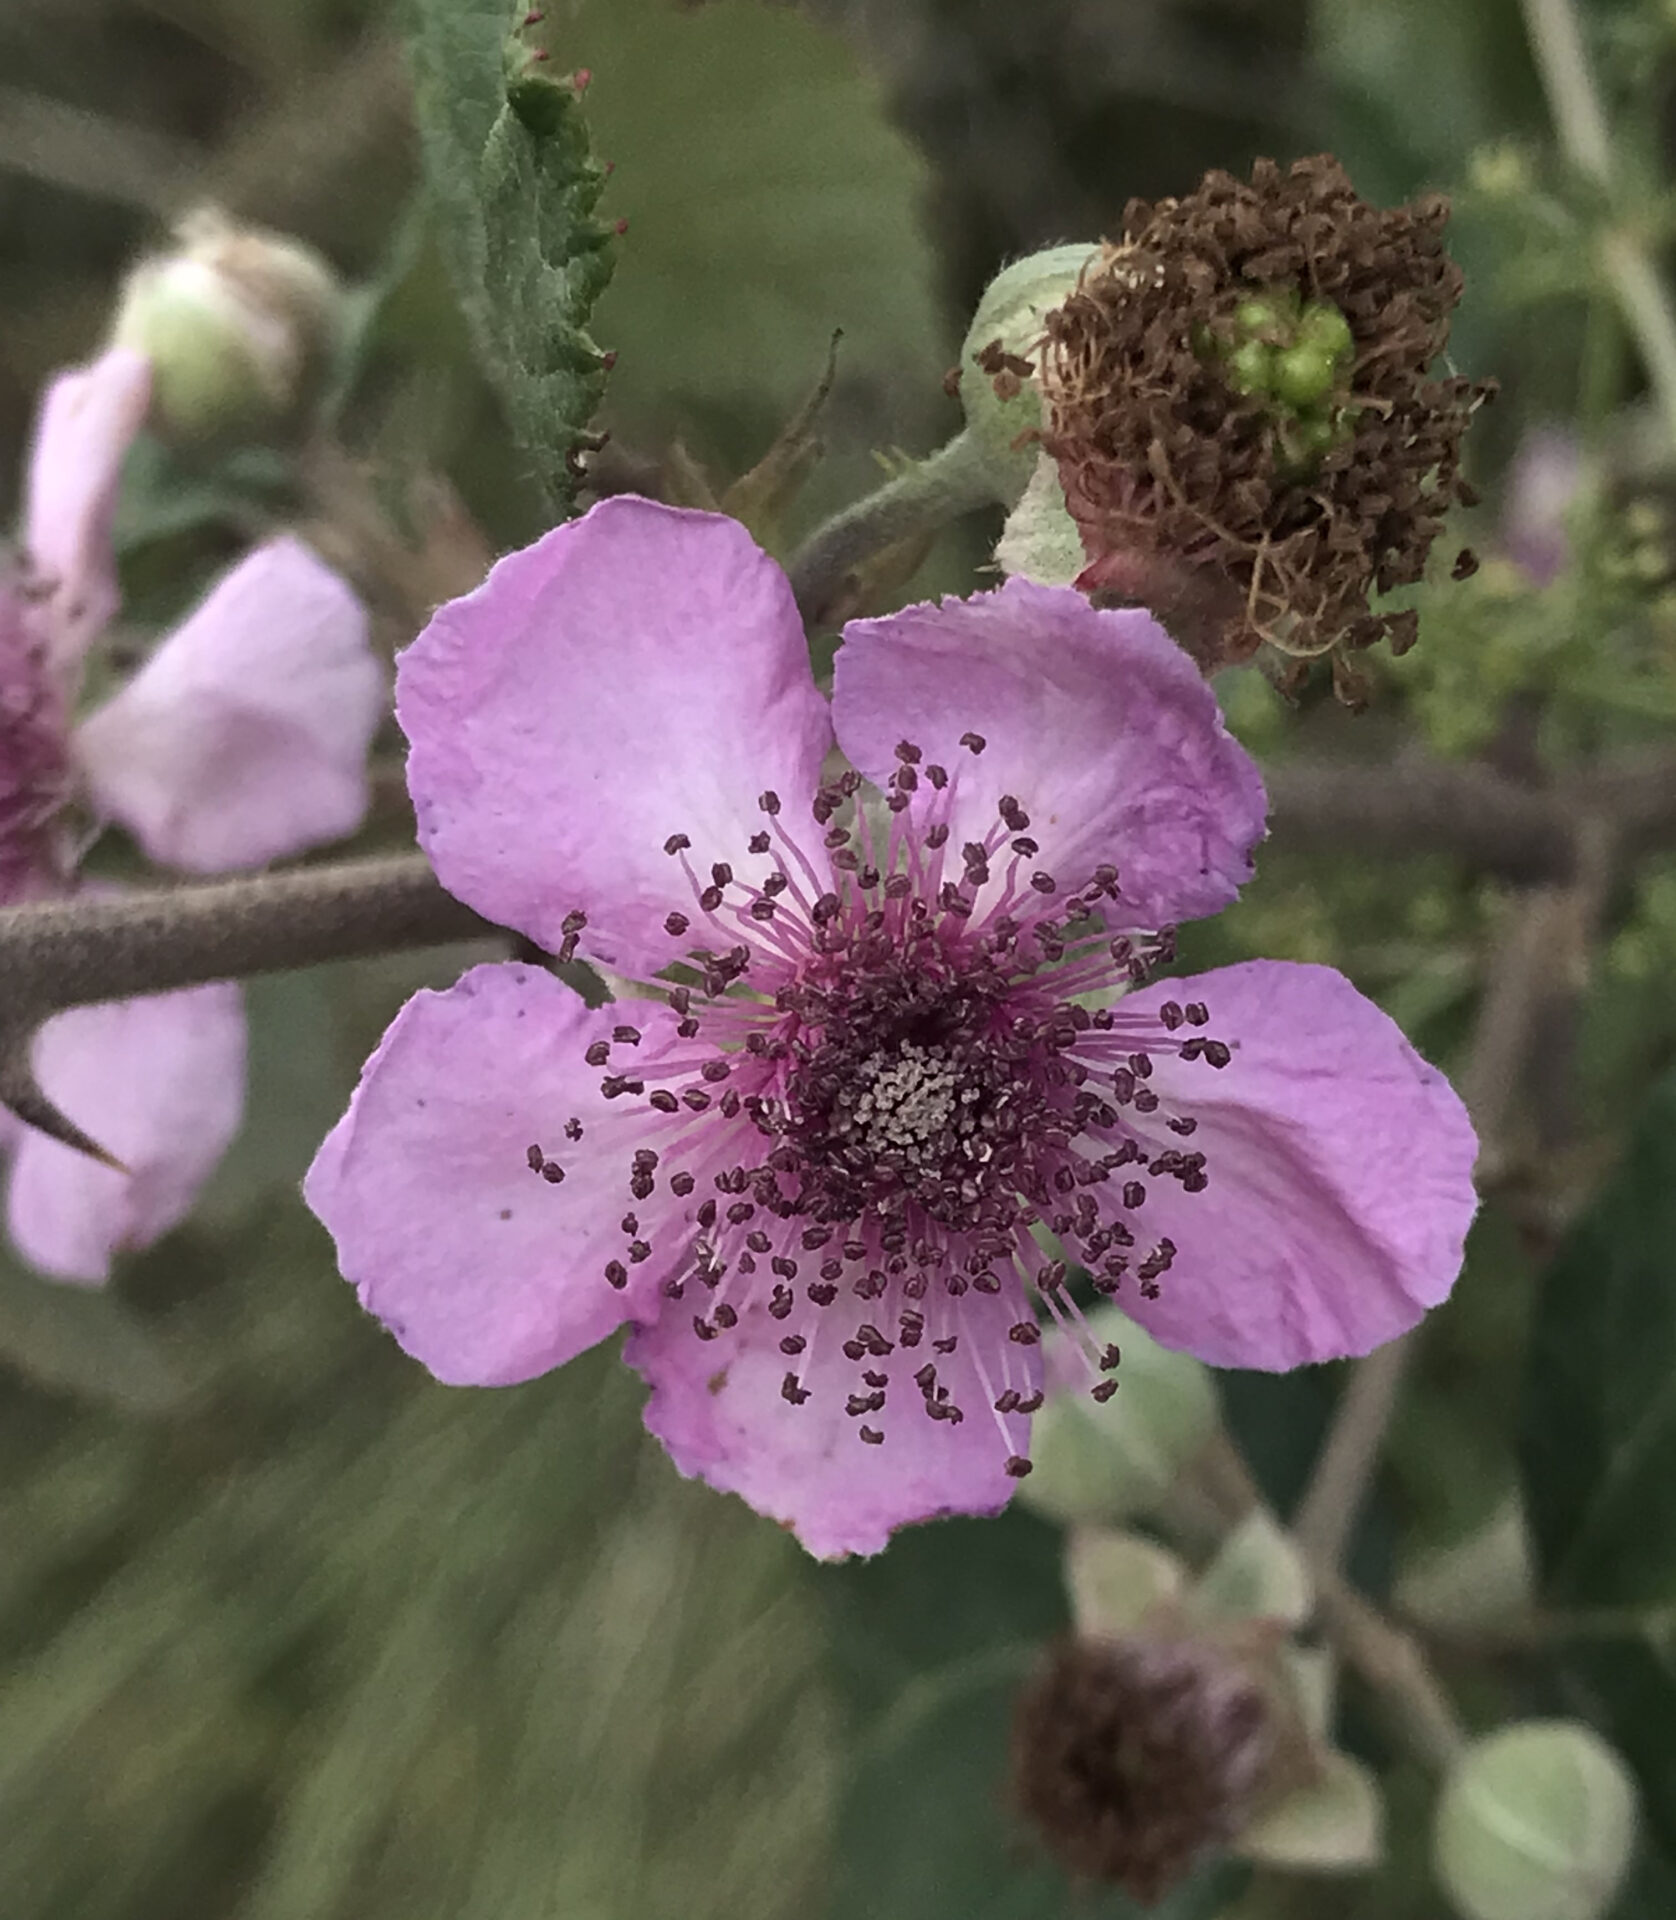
786, 429, 1000, 624
0, 855, 492, 1019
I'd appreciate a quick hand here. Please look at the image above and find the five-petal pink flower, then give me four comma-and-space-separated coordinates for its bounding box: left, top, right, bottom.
306, 496, 1478, 1558
1, 346, 383, 1281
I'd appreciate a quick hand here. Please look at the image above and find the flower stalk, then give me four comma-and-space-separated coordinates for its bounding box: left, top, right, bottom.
1521, 0, 1676, 450
786, 428, 1000, 624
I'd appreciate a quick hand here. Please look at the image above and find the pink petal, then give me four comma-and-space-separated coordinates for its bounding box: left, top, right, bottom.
304, 962, 685, 1387
626, 1276, 1041, 1559
22, 346, 152, 671
1110, 961, 1477, 1369
76, 536, 381, 872
1503, 426, 1580, 588
398, 497, 833, 973
834, 579, 1267, 926
5, 983, 245, 1284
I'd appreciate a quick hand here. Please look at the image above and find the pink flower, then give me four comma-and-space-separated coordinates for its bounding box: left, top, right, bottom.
1, 347, 384, 1281
1502, 426, 1581, 588
305, 497, 1477, 1558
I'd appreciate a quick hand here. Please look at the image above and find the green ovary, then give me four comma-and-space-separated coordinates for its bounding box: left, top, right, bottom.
1205, 289, 1358, 477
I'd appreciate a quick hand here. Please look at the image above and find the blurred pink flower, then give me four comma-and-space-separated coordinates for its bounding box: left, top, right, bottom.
1502, 425, 1581, 588
0, 346, 384, 1282
306, 498, 1477, 1558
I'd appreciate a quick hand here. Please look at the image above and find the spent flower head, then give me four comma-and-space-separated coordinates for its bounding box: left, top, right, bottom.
1039, 155, 1493, 701
1012, 1631, 1275, 1902
1016, 1515, 1383, 1898
307, 498, 1476, 1557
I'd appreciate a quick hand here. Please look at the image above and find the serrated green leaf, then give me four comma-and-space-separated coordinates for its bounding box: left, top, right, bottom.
1521, 1071, 1676, 1607
406, 0, 615, 511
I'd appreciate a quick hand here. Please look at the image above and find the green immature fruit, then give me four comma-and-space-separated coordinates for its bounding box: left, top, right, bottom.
1226, 340, 1277, 397
1272, 343, 1339, 409
1433, 1721, 1637, 1920
1235, 297, 1284, 334
1298, 301, 1354, 360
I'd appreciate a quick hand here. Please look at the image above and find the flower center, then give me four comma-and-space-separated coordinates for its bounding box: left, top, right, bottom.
780, 958, 1024, 1227
532, 737, 1234, 1472
852, 1042, 965, 1157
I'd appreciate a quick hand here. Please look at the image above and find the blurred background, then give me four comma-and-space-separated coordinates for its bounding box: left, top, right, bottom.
2, 0, 1674, 1915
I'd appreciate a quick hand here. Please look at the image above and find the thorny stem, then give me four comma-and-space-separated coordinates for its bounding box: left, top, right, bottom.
1521, 0, 1676, 449
0, 855, 495, 1156
0, 854, 491, 1017
785, 428, 1001, 625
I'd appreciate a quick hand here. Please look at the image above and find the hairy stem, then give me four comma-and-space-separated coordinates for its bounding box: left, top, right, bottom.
1192, 1436, 1467, 1768
786, 428, 1000, 624
0, 855, 493, 1019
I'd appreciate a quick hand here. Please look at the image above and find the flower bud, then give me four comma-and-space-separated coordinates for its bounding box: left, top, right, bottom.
1433, 1721, 1637, 1920
1016, 1306, 1217, 1527
112, 209, 343, 446
958, 245, 1100, 506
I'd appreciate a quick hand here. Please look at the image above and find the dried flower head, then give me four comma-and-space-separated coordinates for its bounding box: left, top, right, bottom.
1012, 1633, 1274, 1902
1041, 155, 1493, 701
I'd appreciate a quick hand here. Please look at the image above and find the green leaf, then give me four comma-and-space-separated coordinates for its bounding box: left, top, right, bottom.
555, 0, 947, 492
1521, 1071, 1676, 1607
1558, 1635, 1676, 1863
405, 0, 615, 511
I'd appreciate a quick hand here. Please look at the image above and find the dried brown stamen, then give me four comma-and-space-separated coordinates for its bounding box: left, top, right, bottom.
1041, 154, 1493, 699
